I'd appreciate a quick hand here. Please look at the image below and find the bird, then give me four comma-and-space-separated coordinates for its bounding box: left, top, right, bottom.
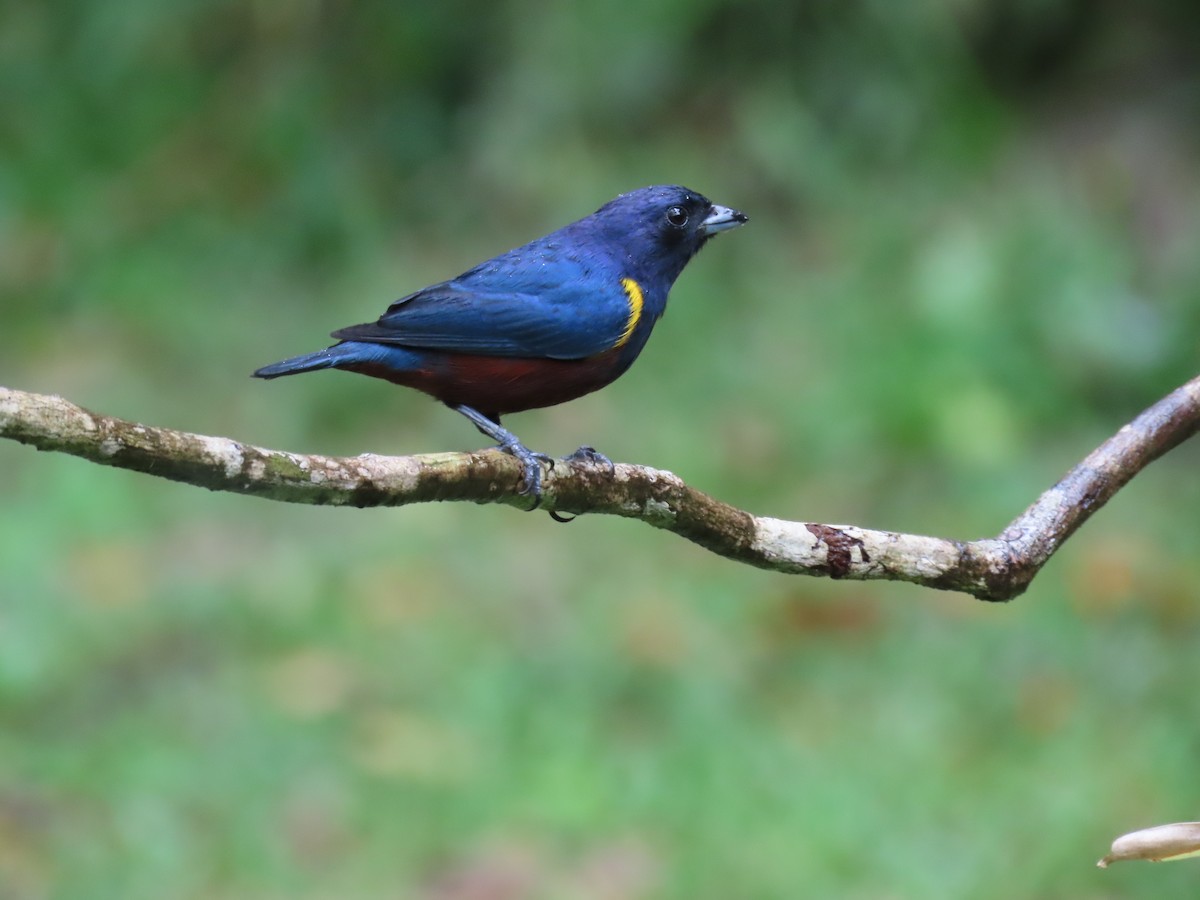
253, 185, 747, 506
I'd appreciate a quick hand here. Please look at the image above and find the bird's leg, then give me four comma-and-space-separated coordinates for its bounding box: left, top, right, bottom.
565, 445, 616, 477
452, 404, 554, 508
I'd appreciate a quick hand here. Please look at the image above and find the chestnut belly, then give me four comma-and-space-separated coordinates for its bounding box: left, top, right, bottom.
344, 348, 629, 416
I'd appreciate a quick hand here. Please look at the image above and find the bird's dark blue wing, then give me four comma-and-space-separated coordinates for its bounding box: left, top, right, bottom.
332, 270, 642, 360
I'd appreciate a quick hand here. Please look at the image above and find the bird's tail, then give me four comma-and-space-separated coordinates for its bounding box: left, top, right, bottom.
252, 344, 358, 379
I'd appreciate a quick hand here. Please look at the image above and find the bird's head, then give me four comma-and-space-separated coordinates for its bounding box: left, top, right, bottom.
579, 185, 747, 289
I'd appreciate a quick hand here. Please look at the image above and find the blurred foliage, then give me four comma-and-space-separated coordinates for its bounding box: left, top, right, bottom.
3, 0, 1200, 897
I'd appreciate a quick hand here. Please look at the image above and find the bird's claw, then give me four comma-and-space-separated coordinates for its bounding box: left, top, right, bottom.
495, 439, 554, 510
545, 447, 614, 523
492, 440, 610, 515
566, 445, 616, 477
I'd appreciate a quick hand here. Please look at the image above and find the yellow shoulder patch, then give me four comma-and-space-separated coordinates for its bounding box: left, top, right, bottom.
616, 278, 644, 348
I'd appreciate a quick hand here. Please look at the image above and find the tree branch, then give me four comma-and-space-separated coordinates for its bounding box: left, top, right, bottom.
3, 377, 1198, 601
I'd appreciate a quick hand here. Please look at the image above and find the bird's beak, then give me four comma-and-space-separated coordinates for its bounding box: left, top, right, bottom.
699, 204, 749, 235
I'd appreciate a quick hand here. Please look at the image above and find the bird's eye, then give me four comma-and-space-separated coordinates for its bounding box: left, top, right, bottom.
665, 206, 689, 227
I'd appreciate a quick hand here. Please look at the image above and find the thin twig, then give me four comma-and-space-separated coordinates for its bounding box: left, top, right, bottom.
2, 376, 1198, 601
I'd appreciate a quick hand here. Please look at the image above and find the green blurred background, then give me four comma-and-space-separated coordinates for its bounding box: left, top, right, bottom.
3, 1, 1200, 897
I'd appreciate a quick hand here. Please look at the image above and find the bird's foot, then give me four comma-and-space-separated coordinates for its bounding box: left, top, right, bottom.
495, 436, 555, 509
546, 446, 615, 523
566, 445, 616, 477
450, 405, 556, 510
